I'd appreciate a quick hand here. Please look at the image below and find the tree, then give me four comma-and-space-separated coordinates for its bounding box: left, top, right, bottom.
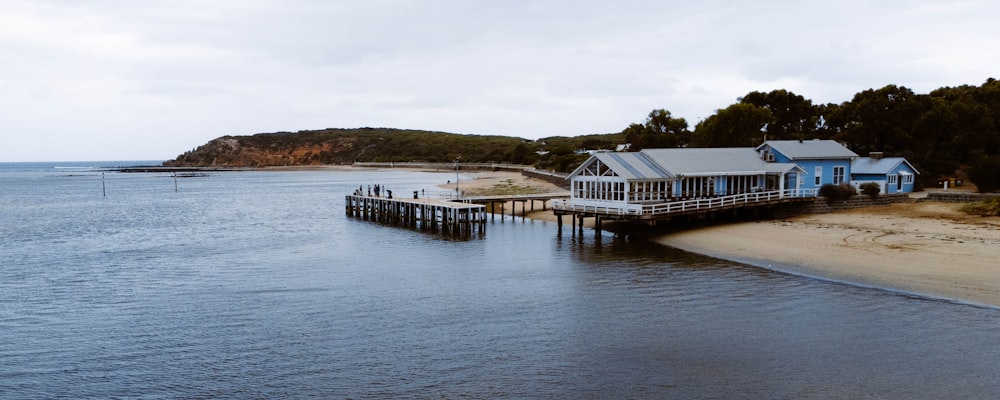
740, 89, 819, 140
622, 123, 647, 151
968, 156, 1000, 192
906, 95, 963, 181
620, 109, 691, 151
967, 78, 1000, 157
831, 85, 923, 154
692, 103, 772, 147
643, 109, 691, 148
508, 142, 531, 165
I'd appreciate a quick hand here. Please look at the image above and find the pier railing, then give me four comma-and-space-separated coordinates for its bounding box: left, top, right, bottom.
551, 188, 818, 217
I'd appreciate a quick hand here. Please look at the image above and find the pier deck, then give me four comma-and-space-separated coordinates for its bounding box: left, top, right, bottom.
457, 192, 570, 221
345, 195, 487, 236
551, 188, 818, 235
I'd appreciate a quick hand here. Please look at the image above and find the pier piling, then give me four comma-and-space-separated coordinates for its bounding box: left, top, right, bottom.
346, 195, 487, 237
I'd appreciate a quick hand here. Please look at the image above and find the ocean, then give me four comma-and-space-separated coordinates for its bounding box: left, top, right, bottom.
2, 162, 1000, 399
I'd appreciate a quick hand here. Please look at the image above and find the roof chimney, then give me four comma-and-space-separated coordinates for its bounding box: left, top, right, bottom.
870, 152, 883, 160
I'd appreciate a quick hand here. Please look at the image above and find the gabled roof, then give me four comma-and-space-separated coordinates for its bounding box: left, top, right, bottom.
642, 148, 802, 176
570, 148, 808, 181
569, 152, 673, 180
851, 157, 921, 175
600, 152, 673, 180
756, 140, 859, 160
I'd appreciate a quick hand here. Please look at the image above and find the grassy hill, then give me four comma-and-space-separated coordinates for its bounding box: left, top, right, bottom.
163, 127, 624, 171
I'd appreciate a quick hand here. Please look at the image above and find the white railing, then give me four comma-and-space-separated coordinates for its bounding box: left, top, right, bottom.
551, 188, 817, 216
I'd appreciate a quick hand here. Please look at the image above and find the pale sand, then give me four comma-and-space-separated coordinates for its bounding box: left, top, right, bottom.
656, 202, 1000, 307
434, 170, 567, 197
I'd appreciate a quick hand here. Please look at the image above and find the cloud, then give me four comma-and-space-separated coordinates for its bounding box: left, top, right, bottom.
1, 0, 998, 161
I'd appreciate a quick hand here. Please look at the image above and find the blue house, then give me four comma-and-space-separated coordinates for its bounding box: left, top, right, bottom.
756, 140, 859, 189
756, 139, 920, 194
851, 153, 920, 194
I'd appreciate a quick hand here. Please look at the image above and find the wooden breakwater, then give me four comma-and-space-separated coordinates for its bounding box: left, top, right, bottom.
345, 195, 487, 237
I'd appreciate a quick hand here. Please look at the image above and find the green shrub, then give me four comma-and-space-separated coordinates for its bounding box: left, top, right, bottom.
839, 182, 857, 199
960, 198, 1000, 216
819, 182, 857, 203
859, 182, 881, 198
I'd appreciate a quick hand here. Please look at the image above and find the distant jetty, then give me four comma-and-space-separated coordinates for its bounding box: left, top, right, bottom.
109, 166, 242, 173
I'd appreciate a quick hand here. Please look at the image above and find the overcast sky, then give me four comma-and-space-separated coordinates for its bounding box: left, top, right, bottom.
2, 0, 998, 161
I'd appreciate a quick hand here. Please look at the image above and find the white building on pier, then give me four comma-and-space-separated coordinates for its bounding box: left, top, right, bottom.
561, 148, 808, 216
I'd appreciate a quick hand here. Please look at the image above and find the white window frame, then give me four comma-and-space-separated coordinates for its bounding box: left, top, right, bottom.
888, 174, 898, 185
814, 166, 823, 186
832, 166, 845, 184
902, 173, 914, 184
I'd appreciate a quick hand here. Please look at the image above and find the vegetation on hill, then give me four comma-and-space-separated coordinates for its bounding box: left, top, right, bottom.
164, 127, 623, 171
165, 78, 1000, 191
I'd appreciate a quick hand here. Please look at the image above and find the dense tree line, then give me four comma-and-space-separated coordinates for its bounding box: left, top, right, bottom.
622, 79, 1000, 191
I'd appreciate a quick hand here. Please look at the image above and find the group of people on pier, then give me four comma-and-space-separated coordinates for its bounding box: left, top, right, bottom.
353, 184, 393, 199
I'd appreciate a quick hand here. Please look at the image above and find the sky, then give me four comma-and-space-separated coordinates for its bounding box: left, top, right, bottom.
2, 0, 998, 162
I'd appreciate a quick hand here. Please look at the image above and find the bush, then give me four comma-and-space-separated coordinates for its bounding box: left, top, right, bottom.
859, 182, 881, 198
968, 156, 1000, 193
960, 198, 1000, 216
819, 183, 857, 203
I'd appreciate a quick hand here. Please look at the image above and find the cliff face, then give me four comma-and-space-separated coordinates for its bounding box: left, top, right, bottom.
161, 127, 538, 168
164, 136, 358, 167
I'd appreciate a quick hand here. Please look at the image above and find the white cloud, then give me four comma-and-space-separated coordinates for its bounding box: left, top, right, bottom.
1, 0, 998, 161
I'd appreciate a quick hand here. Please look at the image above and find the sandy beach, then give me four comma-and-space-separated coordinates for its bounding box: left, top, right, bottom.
434, 169, 1000, 307
656, 201, 1000, 307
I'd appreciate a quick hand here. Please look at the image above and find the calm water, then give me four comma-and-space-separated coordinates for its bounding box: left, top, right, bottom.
2, 162, 1000, 399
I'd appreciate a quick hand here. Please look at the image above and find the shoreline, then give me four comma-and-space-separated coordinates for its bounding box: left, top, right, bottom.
653, 202, 1000, 308
413, 169, 1000, 308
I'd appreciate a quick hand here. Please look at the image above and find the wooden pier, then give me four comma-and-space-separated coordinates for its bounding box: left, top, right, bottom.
345, 195, 487, 236
552, 189, 818, 237
459, 192, 570, 222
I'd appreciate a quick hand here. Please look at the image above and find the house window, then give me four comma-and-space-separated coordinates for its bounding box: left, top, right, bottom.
814, 166, 823, 186
833, 166, 845, 184
888, 174, 898, 185
902, 174, 914, 184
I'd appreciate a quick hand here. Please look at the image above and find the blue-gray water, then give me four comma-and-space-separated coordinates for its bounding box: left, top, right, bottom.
2, 162, 1000, 399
